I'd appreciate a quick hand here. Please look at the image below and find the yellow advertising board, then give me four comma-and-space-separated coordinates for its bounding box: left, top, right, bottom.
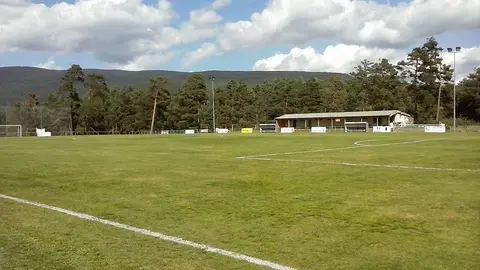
241, 128, 253, 134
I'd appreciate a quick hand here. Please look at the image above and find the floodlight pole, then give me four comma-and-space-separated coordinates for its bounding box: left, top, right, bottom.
209, 76, 216, 133
447, 46, 462, 131
453, 51, 457, 131
436, 49, 443, 123
446, 47, 460, 131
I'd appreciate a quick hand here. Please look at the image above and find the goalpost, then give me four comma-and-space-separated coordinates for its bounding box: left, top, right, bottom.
0, 125, 22, 137
259, 123, 277, 133
344, 122, 368, 132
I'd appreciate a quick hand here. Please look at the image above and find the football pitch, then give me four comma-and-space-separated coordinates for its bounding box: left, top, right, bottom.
1, 133, 479, 269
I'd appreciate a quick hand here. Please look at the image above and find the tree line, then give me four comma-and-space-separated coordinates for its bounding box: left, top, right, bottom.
1, 37, 479, 134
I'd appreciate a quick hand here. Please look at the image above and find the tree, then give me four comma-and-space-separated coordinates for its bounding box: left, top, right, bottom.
51, 64, 86, 133
397, 47, 424, 120
349, 58, 411, 112
260, 78, 301, 120
168, 74, 209, 129
81, 73, 110, 132
457, 68, 480, 122
0, 109, 6, 125
297, 78, 324, 113
105, 87, 137, 132
322, 75, 347, 112
251, 85, 268, 126
9, 92, 41, 132
215, 80, 256, 129
346, 59, 374, 111
148, 77, 170, 133
396, 37, 453, 122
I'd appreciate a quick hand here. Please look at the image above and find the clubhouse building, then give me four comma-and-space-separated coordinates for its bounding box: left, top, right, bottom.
275, 110, 413, 129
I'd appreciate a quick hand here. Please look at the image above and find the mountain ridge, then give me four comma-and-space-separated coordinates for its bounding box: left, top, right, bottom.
0, 66, 350, 105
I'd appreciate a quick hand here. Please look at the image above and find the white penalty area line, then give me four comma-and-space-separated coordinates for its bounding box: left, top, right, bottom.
0, 194, 295, 270
237, 139, 436, 159
238, 157, 479, 172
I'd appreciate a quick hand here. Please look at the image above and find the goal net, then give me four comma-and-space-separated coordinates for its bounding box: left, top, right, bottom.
344, 122, 368, 132
0, 125, 22, 137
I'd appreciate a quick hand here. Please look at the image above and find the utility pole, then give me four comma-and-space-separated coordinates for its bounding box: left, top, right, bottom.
209, 76, 216, 133
447, 46, 461, 131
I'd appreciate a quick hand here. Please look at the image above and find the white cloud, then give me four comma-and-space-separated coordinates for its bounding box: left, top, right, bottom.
189, 9, 222, 26
1, 0, 479, 72
0, 0, 223, 70
217, 0, 480, 51
212, 0, 232, 9
34, 56, 63, 70
253, 44, 480, 82
109, 51, 175, 71
442, 47, 480, 82
0, 0, 176, 68
253, 44, 405, 73
181, 43, 219, 67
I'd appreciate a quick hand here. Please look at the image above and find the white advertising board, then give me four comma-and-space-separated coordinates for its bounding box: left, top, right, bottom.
280, 127, 295, 133
373, 126, 392, 133
216, 128, 229, 134
200, 129, 209, 133
424, 125, 446, 133
36, 128, 51, 137
185, 129, 195, 134
311, 127, 327, 133
161, 130, 169, 135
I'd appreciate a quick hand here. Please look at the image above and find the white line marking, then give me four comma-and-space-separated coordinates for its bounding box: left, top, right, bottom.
353, 139, 377, 146
237, 139, 435, 159
353, 139, 434, 147
0, 194, 295, 270
239, 157, 479, 172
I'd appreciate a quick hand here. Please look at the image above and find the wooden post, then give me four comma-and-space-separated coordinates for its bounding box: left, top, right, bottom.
150, 95, 157, 134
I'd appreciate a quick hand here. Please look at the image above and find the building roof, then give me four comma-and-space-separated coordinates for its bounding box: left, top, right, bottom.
275, 110, 410, 120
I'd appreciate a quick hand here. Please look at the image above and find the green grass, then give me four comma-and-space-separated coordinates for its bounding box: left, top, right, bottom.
1, 133, 479, 269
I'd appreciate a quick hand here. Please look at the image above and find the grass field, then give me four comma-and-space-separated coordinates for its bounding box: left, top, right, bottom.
1, 133, 479, 269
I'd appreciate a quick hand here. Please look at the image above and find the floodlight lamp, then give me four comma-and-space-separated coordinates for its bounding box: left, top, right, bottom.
447, 48, 453, 52
455, 47, 461, 52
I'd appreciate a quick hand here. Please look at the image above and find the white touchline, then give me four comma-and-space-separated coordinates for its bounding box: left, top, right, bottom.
0, 194, 295, 270
237, 139, 436, 159
238, 157, 479, 172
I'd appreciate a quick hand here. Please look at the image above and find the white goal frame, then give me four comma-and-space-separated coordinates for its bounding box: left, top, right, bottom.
344, 121, 368, 133
0, 125, 22, 137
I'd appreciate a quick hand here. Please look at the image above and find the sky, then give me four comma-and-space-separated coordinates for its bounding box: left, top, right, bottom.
1, 0, 479, 80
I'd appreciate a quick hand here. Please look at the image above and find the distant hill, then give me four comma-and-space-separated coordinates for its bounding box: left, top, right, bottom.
0, 67, 350, 105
